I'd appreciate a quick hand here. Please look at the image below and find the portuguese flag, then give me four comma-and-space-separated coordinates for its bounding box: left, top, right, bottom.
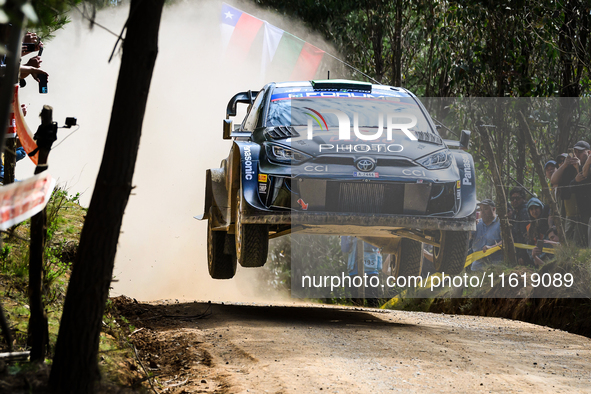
221, 3, 325, 81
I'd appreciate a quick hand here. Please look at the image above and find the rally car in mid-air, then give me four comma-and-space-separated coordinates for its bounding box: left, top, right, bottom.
199, 79, 477, 279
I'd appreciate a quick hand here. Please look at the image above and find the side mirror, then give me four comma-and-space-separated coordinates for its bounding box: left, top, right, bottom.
460, 130, 471, 150
223, 119, 232, 140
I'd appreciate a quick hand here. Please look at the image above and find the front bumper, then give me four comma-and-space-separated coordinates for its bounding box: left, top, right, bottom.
242, 210, 476, 236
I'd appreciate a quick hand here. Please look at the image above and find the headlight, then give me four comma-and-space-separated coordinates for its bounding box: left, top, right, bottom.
265, 143, 311, 165
417, 149, 452, 170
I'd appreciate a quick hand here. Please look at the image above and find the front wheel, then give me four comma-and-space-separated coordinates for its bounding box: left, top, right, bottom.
432, 231, 470, 275
235, 192, 269, 267
394, 238, 423, 279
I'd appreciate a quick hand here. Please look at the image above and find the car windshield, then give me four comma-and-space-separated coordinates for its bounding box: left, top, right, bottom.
267, 89, 435, 137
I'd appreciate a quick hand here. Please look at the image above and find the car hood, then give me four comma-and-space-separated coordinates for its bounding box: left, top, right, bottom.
262, 127, 448, 161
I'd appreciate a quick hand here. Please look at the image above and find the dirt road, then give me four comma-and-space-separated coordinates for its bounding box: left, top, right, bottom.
115, 298, 591, 393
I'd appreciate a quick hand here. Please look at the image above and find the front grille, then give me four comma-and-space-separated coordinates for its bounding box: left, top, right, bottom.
325, 182, 404, 214
313, 156, 355, 165
376, 158, 416, 167
339, 182, 384, 213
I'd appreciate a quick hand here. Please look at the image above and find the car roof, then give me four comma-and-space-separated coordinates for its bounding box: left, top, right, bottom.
273, 80, 413, 97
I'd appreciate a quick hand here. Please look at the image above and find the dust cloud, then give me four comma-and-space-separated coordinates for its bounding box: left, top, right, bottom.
17, 1, 340, 302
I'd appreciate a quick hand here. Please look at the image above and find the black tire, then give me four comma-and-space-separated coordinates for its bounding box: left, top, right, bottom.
432, 230, 470, 275
395, 238, 423, 278
235, 192, 269, 267
207, 217, 236, 279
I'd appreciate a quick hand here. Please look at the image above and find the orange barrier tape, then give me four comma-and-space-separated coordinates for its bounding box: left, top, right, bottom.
13, 85, 38, 165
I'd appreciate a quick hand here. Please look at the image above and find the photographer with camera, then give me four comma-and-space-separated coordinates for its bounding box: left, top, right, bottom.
18, 31, 48, 86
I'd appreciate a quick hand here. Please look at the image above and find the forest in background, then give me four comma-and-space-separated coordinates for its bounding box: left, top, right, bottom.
257, 0, 591, 199
254, 1, 591, 303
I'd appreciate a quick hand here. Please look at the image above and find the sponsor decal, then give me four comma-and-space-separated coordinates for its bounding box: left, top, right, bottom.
353, 172, 379, 178
244, 146, 254, 180
258, 174, 268, 182
271, 90, 406, 101
462, 154, 472, 185
417, 179, 423, 183
297, 198, 309, 210
457, 190, 461, 199
318, 143, 403, 153
303, 165, 329, 172
259, 184, 267, 193
402, 169, 427, 177
456, 180, 461, 189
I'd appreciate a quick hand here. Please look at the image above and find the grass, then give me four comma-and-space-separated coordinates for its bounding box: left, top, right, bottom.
0, 186, 145, 390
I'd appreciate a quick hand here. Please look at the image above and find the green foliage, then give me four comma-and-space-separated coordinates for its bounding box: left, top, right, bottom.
0, 186, 81, 303
265, 234, 396, 304
42, 187, 82, 304
264, 234, 353, 300
257, 0, 591, 99
0, 242, 29, 293
263, 236, 292, 292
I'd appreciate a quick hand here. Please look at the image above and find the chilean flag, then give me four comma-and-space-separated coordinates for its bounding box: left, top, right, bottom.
221, 3, 264, 62
221, 3, 325, 81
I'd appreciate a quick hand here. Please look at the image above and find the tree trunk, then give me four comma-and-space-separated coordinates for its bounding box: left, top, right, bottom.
0, 11, 24, 168
478, 125, 517, 266
3, 138, 16, 184
392, 0, 402, 86
519, 112, 567, 245
48, 0, 165, 392
556, 4, 579, 154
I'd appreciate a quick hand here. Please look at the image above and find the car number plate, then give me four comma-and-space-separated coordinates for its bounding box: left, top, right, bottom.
353, 172, 379, 178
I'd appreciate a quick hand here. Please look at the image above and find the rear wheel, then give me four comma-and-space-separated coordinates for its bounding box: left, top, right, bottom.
207, 215, 236, 279
432, 230, 470, 275
235, 192, 269, 267
394, 238, 423, 279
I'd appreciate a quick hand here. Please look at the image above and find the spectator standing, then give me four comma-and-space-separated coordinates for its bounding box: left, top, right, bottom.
0, 29, 46, 183
552, 154, 567, 213
508, 187, 531, 264
556, 153, 568, 168
470, 199, 503, 271
544, 160, 556, 182
551, 150, 584, 246
526, 197, 550, 246
340, 236, 382, 307
569, 140, 591, 247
